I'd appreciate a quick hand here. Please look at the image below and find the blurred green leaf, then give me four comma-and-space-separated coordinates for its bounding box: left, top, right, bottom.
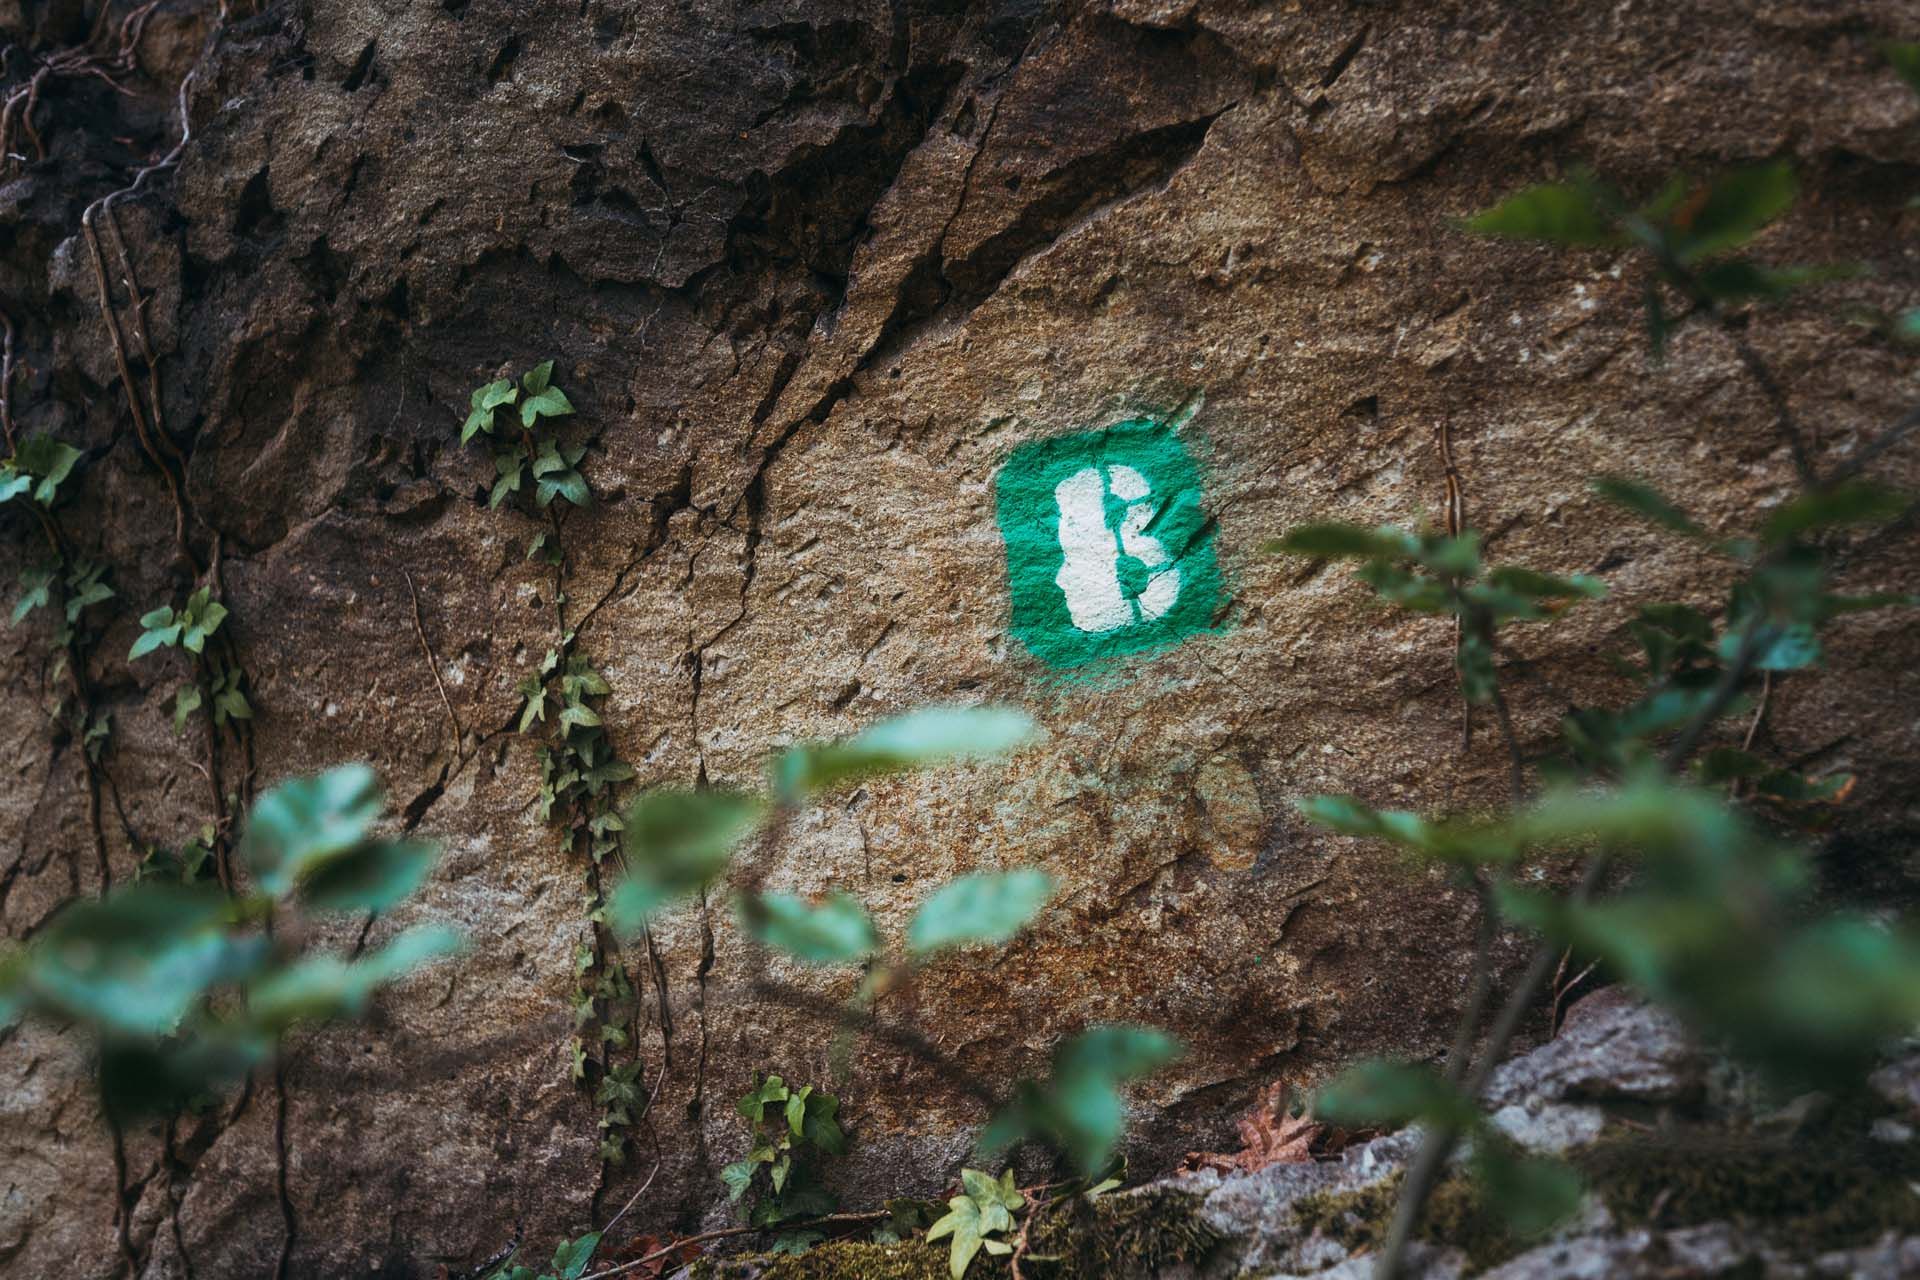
1592, 476, 1707, 538
907, 869, 1054, 955
1760, 483, 1907, 545
1693, 259, 1856, 303
747, 892, 877, 965
248, 925, 458, 1031
1314, 1060, 1478, 1130
1464, 179, 1622, 246
1666, 161, 1796, 263
242, 764, 383, 897
608, 789, 763, 931
1486, 566, 1607, 601
1472, 1142, 1584, 1237
1266, 524, 1417, 560
772, 706, 1037, 801
982, 1026, 1181, 1174
299, 840, 437, 914
1456, 631, 1497, 705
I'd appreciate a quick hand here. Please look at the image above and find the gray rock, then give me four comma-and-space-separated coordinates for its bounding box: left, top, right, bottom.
1487, 987, 1707, 1110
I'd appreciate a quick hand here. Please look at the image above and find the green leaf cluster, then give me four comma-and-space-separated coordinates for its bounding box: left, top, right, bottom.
926, 1168, 1023, 1279
486, 1231, 602, 1280
1462, 161, 1849, 356
982, 1025, 1182, 1174
130, 586, 229, 659
0, 434, 83, 508
721, 1075, 848, 1240
1269, 522, 1604, 705
458, 360, 587, 508
0, 765, 458, 1115
607, 706, 1039, 934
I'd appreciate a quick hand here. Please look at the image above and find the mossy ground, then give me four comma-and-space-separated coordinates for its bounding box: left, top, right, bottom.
1292, 1114, 1920, 1275
690, 1188, 1218, 1280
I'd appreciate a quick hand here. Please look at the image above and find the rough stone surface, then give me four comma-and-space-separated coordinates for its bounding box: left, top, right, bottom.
5, 1, 1920, 1277
1484, 985, 1709, 1110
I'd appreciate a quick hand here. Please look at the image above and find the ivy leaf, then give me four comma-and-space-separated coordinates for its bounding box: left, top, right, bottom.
907, 869, 1054, 955
522, 359, 555, 395
1721, 622, 1820, 672
14, 435, 82, 504
521, 386, 574, 428
479, 378, 518, 411
747, 892, 877, 964
549, 1231, 601, 1280
10, 566, 54, 626
1462, 178, 1621, 247
772, 706, 1037, 801
926, 1196, 992, 1280
537, 467, 590, 508
173, 684, 204, 736
721, 1160, 756, 1202
0, 471, 29, 504
129, 622, 181, 660
214, 686, 253, 725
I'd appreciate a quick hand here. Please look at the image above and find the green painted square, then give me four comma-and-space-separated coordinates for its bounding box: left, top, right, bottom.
995, 419, 1223, 668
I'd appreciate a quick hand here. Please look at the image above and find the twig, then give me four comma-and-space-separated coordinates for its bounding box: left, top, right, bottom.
1829, 404, 1920, 485
574, 1211, 888, 1280
600, 1157, 663, 1236
403, 568, 462, 751
0, 300, 17, 450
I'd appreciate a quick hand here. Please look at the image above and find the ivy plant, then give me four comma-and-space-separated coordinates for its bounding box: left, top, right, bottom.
926, 1168, 1023, 1280
0, 433, 82, 508
487, 1231, 601, 1280
458, 359, 586, 509
0, 764, 458, 1116
722, 1075, 849, 1251
130, 586, 228, 658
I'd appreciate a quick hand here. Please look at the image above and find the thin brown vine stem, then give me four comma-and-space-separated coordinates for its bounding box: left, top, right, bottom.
402, 567, 462, 751
1829, 403, 1920, 485
575, 1211, 890, 1280
1441, 872, 1500, 1089
0, 300, 18, 449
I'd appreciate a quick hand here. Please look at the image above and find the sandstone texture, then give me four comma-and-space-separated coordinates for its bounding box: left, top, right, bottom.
4, 1, 1920, 1276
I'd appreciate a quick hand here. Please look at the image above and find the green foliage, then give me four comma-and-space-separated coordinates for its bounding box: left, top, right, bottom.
907, 868, 1055, 956
926, 1169, 1023, 1279
746, 892, 878, 965
770, 706, 1038, 803
138, 826, 217, 886
722, 1075, 849, 1245
1314, 1062, 1583, 1239
982, 1026, 1182, 1175
457, 360, 587, 508
1881, 40, 1920, 98
1462, 160, 1846, 358
0, 434, 83, 507
486, 1231, 603, 1280
0, 766, 458, 1115
606, 788, 762, 931
130, 586, 228, 659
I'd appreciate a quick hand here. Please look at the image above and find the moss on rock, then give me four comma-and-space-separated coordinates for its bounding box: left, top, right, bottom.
691, 1187, 1219, 1280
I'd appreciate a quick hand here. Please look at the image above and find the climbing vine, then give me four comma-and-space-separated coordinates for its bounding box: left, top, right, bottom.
457, 359, 651, 1167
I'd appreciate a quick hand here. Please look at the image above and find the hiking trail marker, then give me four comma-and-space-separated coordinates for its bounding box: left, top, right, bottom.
995, 418, 1222, 668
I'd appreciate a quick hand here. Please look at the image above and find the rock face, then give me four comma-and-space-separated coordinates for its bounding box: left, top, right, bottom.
3, 1, 1919, 1276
